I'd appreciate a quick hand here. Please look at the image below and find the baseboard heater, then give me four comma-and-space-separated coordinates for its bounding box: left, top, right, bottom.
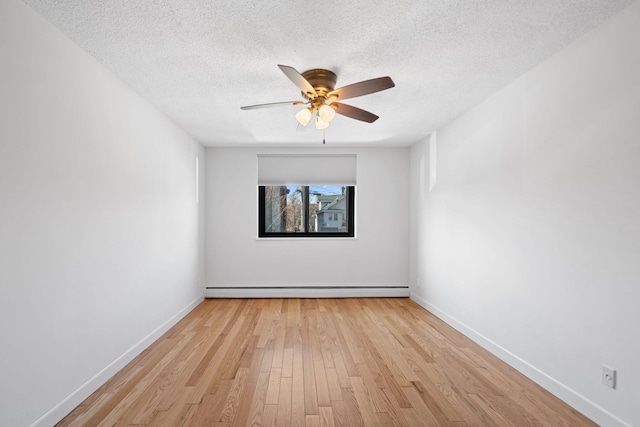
205, 286, 409, 299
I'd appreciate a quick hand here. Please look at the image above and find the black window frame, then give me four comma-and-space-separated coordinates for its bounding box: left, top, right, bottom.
258, 185, 355, 238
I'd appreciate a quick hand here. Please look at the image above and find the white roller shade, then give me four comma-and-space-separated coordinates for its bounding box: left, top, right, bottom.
257, 154, 357, 185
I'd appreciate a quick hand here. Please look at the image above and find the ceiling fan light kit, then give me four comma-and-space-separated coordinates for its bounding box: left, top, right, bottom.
241, 65, 395, 131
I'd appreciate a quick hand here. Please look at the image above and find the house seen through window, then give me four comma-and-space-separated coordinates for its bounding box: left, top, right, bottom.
258, 185, 355, 237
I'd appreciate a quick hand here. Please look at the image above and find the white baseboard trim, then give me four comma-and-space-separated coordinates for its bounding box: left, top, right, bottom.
410, 292, 631, 427
30, 294, 204, 427
205, 286, 409, 299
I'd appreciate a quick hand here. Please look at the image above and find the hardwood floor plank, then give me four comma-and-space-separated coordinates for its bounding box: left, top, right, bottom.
310, 314, 331, 407
469, 392, 519, 427
327, 304, 363, 373
316, 311, 335, 369
334, 386, 365, 427
291, 344, 306, 426
272, 319, 287, 368
265, 367, 282, 405
246, 372, 270, 427
262, 404, 278, 427
324, 368, 342, 401
229, 348, 265, 426
349, 376, 382, 426
260, 339, 276, 373
410, 379, 459, 425
305, 414, 320, 427
346, 315, 412, 408
218, 367, 249, 423
282, 347, 294, 378
276, 376, 293, 427
401, 385, 445, 426
188, 380, 233, 426
321, 306, 351, 389
403, 331, 436, 364
300, 302, 319, 415
318, 406, 335, 427
57, 298, 598, 427
438, 381, 498, 426
378, 387, 414, 426
354, 362, 390, 413
256, 301, 275, 348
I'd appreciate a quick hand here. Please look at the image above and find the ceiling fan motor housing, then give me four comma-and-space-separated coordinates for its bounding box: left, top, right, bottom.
301, 69, 337, 102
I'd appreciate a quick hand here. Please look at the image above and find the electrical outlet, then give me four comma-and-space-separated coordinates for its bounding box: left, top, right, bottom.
602, 365, 616, 389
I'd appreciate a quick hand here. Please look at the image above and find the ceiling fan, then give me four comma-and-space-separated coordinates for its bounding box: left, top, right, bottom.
241, 65, 395, 130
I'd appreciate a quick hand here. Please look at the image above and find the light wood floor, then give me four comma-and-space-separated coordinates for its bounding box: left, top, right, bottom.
58, 298, 595, 426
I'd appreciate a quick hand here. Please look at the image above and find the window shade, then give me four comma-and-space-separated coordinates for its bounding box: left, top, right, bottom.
257, 154, 357, 185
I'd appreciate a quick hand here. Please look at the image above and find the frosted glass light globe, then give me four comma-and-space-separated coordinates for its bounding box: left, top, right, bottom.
315, 115, 329, 130
295, 108, 312, 126
318, 104, 336, 122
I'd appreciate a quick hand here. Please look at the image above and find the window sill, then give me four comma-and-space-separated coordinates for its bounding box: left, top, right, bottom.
256, 237, 358, 241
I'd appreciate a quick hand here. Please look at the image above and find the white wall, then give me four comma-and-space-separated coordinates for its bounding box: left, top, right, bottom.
410, 3, 640, 426
206, 147, 409, 295
0, 1, 205, 426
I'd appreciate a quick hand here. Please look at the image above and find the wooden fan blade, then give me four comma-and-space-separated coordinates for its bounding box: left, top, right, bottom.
333, 102, 379, 123
328, 76, 394, 101
278, 65, 318, 98
240, 101, 304, 110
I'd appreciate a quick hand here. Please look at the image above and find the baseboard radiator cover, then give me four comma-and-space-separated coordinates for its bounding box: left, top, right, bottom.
205, 285, 410, 298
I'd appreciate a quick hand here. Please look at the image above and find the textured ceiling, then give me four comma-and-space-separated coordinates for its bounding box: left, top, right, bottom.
24, 0, 633, 147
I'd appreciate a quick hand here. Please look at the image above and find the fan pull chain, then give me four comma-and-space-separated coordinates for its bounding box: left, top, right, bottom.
323, 129, 326, 145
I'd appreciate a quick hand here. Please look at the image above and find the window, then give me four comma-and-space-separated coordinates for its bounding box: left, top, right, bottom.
256, 154, 356, 238
258, 185, 355, 238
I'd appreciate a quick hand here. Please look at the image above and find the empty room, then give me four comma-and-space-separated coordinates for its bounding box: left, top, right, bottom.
1, 0, 639, 426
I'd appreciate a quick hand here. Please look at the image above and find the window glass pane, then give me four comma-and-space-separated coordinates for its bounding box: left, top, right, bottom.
310, 185, 348, 233
264, 185, 305, 233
